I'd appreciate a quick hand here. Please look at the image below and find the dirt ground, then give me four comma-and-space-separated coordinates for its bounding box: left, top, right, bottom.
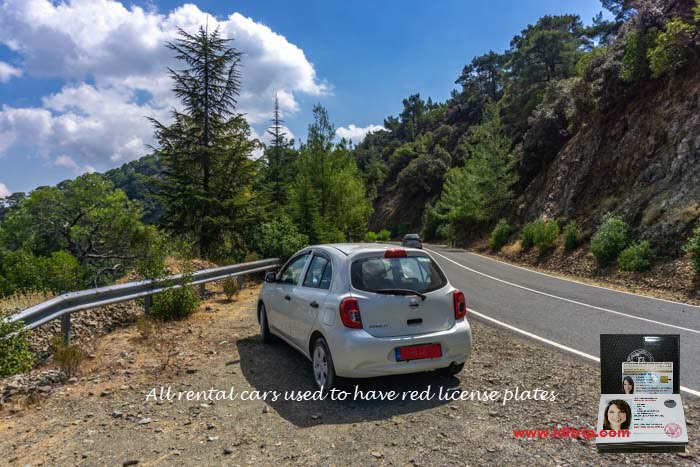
0, 285, 697, 466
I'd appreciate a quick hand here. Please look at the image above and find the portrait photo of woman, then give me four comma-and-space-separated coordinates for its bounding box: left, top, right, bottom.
623, 376, 634, 394
603, 400, 632, 430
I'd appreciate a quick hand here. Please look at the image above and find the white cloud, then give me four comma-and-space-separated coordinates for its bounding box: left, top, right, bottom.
335, 124, 387, 143
0, 182, 10, 197
0, 0, 328, 172
0, 61, 22, 82
53, 155, 96, 175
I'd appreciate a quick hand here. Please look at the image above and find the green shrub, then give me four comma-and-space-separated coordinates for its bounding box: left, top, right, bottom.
42, 251, 83, 293
150, 276, 200, 321
489, 219, 512, 251
534, 219, 559, 255
135, 227, 169, 280
364, 231, 378, 242
136, 316, 153, 340
251, 215, 308, 262
222, 276, 241, 301
50, 336, 87, 380
0, 315, 34, 377
520, 223, 537, 249
591, 215, 629, 267
563, 221, 580, 250
520, 219, 559, 254
620, 29, 658, 82
435, 224, 454, 242
648, 18, 695, 78
618, 241, 655, 272
1, 249, 84, 296
683, 223, 700, 274
376, 229, 392, 242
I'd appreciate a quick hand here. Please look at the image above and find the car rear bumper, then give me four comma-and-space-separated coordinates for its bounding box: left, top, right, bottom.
329, 319, 472, 378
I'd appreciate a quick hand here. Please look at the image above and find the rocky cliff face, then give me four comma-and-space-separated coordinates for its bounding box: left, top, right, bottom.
520, 69, 700, 255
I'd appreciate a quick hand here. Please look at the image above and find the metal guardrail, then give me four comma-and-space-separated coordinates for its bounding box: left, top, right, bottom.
7, 258, 280, 343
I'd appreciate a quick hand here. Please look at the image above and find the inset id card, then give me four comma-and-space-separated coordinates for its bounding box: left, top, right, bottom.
622, 362, 673, 394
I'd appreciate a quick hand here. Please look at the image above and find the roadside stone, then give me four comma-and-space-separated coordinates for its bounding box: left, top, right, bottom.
223, 447, 233, 455
371, 452, 383, 459
122, 461, 139, 466
137, 418, 151, 425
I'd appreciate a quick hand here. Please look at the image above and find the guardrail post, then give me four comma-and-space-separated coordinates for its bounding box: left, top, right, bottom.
61, 314, 71, 344
144, 295, 152, 315
199, 282, 206, 297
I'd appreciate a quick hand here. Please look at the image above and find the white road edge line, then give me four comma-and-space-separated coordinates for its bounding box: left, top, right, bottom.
431, 244, 700, 309
428, 248, 700, 335
468, 307, 700, 398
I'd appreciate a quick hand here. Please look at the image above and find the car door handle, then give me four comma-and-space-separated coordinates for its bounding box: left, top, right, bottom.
284, 295, 291, 301
310, 301, 319, 308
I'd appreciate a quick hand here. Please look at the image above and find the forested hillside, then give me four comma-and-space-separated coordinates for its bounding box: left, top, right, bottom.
356, 0, 700, 255
1, 0, 699, 300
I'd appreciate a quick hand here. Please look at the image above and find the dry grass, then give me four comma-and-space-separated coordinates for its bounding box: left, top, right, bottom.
501, 240, 523, 257
0, 291, 54, 316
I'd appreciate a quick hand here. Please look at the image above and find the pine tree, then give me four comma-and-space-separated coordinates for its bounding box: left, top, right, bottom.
262, 95, 296, 209
150, 26, 257, 259
432, 103, 517, 232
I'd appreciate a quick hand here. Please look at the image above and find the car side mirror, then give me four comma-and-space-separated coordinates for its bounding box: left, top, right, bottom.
265, 271, 277, 283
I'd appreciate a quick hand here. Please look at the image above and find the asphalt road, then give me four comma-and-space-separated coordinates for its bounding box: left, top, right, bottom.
424, 244, 700, 395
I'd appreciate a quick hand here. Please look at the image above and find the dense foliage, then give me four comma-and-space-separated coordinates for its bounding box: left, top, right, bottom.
683, 223, 700, 273
591, 215, 630, 267
489, 219, 513, 251
618, 241, 655, 271
0, 315, 34, 377
351, 0, 700, 245
0, 174, 157, 296
520, 219, 560, 255
562, 221, 581, 251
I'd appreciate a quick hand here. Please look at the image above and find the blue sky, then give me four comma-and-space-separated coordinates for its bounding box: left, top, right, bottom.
0, 0, 608, 195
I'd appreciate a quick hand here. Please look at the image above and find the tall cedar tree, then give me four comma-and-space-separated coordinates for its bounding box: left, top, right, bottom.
262, 95, 296, 211
151, 26, 257, 259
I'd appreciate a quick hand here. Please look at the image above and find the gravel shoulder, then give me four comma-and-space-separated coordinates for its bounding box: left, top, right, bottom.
0, 285, 697, 466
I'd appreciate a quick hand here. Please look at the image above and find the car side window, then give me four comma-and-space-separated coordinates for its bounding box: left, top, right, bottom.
279, 253, 310, 285
303, 255, 332, 290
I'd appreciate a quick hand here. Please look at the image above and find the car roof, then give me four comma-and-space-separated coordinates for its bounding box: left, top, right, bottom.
316, 243, 422, 257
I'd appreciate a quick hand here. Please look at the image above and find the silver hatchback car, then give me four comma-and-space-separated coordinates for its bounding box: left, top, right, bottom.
257, 243, 472, 390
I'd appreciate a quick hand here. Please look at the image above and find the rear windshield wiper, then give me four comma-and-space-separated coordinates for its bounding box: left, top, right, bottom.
375, 288, 427, 300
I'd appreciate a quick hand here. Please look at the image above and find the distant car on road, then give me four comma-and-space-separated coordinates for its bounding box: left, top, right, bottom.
257, 244, 471, 390
401, 233, 423, 249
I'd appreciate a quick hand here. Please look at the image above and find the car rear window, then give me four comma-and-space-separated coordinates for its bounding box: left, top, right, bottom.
351, 255, 447, 293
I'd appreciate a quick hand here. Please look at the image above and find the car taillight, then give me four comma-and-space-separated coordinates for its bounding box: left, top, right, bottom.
384, 248, 407, 258
453, 290, 467, 320
339, 297, 363, 329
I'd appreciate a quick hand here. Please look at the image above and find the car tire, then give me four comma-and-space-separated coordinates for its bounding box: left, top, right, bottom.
312, 337, 337, 392
438, 362, 465, 377
259, 303, 273, 344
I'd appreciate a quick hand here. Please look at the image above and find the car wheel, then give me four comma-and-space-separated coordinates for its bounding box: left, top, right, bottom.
259, 303, 273, 344
312, 337, 336, 392
438, 362, 464, 377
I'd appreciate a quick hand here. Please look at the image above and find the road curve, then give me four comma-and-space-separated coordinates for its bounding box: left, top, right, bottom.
425, 244, 700, 396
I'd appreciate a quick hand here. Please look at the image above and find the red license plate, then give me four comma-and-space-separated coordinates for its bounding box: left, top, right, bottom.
396, 343, 442, 361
